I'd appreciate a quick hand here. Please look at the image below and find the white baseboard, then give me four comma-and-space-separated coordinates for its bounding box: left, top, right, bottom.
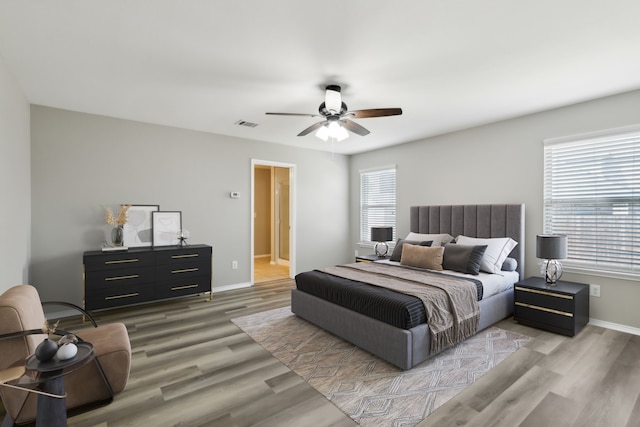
213, 282, 253, 293
590, 318, 640, 336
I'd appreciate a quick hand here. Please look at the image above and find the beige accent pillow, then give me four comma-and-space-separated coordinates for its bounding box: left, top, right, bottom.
400, 244, 444, 270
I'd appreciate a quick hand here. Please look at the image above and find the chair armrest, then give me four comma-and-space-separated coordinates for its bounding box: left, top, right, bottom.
42, 301, 98, 327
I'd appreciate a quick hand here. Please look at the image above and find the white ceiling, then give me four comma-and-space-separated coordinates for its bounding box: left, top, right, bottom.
1, 1, 640, 155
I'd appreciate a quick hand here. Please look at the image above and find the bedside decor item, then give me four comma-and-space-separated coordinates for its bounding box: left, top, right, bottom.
55, 342, 78, 360
104, 204, 131, 247
537, 234, 567, 285
123, 204, 159, 247
152, 211, 182, 246
371, 226, 393, 257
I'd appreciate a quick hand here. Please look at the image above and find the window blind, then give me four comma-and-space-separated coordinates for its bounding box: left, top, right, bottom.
360, 167, 396, 242
543, 127, 640, 275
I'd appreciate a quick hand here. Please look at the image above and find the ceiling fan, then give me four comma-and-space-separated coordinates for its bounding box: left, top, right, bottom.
266, 85, 402, 141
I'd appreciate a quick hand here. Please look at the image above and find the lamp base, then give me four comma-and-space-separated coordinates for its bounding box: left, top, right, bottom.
374, 242, 389, 257
541, 259, 563, 285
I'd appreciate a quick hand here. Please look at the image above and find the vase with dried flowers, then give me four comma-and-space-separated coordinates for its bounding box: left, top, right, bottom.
104, 204, 131, 246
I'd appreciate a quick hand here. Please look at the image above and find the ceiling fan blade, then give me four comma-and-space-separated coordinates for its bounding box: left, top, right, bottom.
325, 85, 342, 113
349, 108, 403, 119
266, 112, 320, 118
341, 119, 370, 136
297, 121, 326, 137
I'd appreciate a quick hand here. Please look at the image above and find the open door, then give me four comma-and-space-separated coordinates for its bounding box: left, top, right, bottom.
251, 160, 295, 284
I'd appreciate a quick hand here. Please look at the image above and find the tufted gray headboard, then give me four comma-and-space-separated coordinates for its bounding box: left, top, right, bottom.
409, 204, 525, 279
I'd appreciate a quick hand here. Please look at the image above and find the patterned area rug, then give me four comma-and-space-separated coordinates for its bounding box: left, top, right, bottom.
232, 307, 530, 427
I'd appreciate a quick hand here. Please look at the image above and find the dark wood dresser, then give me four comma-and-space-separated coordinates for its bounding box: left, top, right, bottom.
514, 276, 589, 336
83, 244, 212, 311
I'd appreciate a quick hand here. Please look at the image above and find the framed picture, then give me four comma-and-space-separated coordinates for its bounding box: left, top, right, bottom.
123, 204, 159, 247
152, 211, 182, 246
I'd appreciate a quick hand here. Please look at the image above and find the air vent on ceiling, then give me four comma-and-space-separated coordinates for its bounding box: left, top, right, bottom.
235, 120, 258, 128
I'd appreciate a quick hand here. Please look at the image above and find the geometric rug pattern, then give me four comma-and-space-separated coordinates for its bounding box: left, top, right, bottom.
232, 307, 530, 426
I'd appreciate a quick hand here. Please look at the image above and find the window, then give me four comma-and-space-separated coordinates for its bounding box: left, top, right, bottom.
360, 166, 396, 243
543, 125, 640, 276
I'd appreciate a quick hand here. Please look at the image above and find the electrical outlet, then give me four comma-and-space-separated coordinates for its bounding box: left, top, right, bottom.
590, 284, 601, 297
232, 260, 238, 270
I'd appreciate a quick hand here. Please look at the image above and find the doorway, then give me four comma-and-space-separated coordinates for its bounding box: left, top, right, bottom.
251, 160, 295, 284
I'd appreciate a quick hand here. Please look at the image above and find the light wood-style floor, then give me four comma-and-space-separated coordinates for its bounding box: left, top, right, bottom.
254, 257, 290, 283
3, 279, 639, 426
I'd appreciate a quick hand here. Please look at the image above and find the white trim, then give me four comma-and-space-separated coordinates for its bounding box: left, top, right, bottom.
250, 159, 296, 286
589, 318, 640, 336
544, 123, 640, 146
214, 282, 252, 293
358, 164, 396, 174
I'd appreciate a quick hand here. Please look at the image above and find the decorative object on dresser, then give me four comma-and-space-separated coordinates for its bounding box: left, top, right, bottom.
371, 226, 393, 257
122, 204, 159, 247
514, 276, 589, 336
536, 234, 567, 285
152, 211, 182, 246
103, 204, 131, 249
83, 244, 212, 311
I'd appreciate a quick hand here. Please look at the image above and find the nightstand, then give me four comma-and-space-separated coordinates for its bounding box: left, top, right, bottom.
355, 254, 390, 263
514, 277, 589, 336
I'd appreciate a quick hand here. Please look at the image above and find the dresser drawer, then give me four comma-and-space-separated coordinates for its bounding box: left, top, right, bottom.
85, 283, 156, 310
155, 260, 211, 281
514, 286, 575, 314
155, 247, 212, 266
156, 276, 211, 300
85, 266, 155, 289
84, 252, 155, 271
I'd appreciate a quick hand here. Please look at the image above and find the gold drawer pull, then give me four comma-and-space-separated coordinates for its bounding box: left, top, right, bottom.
515, 286, 573, 300
105, 259, 139, 265
515, 302, 573, 317
105, 292, 139, 300
105, 274, 139, 281
171, 284, 198, 291
171, 254, 199, 259
171, 268, 198, 274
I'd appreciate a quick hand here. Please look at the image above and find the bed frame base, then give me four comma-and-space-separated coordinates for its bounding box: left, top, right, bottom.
291, 287, 514, 370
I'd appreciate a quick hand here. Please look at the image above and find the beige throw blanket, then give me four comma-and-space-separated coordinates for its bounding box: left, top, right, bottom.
319, 262, 480, 354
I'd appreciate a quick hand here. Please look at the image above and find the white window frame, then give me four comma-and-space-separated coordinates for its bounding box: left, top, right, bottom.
543, 124, 640, 279
360, 165, 396, 244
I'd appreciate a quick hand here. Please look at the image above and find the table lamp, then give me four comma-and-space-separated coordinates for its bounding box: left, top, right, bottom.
371, 226, 393, 257
536, 234, 567, 285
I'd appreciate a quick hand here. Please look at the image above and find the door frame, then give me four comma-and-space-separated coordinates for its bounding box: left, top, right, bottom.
250, 159, 296, 285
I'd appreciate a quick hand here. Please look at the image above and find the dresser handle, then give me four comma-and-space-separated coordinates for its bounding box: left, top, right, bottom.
515, 286, 574, 300
171, 284, 198, 291
515, 302, 573, 317
171, 254, 199, 259
171, 268, 198, 274
105, 259, 139, 265
105, 292, 139, 300
105, 274, 139, 281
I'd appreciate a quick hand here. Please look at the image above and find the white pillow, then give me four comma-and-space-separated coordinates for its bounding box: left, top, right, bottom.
406, 232, 454, 247
455, 235, 518, 274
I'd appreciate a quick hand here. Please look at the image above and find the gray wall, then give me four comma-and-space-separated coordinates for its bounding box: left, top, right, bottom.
351, 89, 640, 329
30, 106, 350, 305
0, 54, 30, 292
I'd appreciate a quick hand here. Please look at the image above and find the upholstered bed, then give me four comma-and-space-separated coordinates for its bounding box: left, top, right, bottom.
291, 204, 525, 370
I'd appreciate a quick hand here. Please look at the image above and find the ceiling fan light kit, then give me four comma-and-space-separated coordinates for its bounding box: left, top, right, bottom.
266, 85, 402, 142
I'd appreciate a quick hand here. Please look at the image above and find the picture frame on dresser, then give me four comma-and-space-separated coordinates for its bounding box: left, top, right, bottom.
122, 204, 159, 247
152, 211, 182, 246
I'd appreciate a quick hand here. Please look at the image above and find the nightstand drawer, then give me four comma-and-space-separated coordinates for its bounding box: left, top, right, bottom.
514, 303, 575, 333
514, 286, 575, 313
